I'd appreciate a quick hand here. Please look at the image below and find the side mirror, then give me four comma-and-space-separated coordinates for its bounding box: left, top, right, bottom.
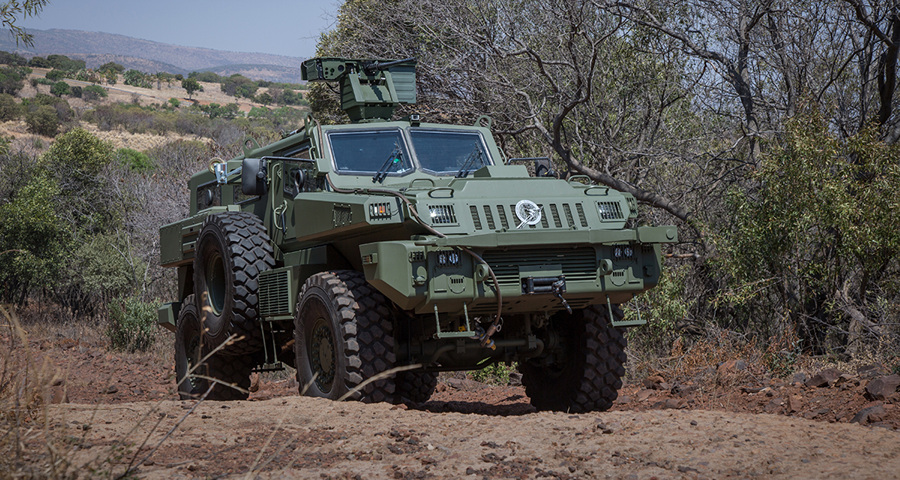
241, 158, 268, 196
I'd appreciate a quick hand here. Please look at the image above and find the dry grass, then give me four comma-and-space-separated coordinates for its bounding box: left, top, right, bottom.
0, 305, 79, 479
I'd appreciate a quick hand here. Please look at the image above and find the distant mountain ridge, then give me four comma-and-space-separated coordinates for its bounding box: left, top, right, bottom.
0, 28, 305, 83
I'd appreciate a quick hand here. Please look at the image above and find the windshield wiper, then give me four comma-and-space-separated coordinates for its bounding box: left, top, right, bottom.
372, 143, 404, 184
455, 146, 484, 178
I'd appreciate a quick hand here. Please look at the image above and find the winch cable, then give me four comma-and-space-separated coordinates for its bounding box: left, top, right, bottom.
325, 174, 504, 346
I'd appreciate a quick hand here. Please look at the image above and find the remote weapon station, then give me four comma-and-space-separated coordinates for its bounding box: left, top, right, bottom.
158, 57, 677, 412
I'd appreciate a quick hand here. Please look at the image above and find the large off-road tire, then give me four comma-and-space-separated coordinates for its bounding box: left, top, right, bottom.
174, 295, 253, 401
521, 305, 627, 413
396, 371, 438, 404
193, 212, 275, 356
294, 270, 397, 403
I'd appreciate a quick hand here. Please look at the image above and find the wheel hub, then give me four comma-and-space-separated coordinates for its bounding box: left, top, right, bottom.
205, 253, 226, 315
309, 319, 336, 391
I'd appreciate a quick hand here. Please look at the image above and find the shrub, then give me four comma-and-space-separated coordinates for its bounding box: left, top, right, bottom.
0, 66, 25, 95
50, 81, 70, 97
82, 84, 108, 101
107, 296, 158, 352
115, 147, 154, 172
25, 105, 60, 136
168, 97, 180, 108
468, 362, 517, 385
70, 85, 82, 98
0, 93, 20, 121
45, 69, 65, 81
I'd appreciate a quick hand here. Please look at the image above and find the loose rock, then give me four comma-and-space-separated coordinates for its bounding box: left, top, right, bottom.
865, 375, 900, 401
805, 368, 841, 388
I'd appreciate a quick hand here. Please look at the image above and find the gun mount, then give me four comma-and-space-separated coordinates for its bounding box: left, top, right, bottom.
301, 57, 417, 122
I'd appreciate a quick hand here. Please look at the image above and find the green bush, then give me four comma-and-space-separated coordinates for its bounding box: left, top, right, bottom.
45, 69, 65, 81
468, 362, 517, 385
107, 296, 158, 352
82, 84, 108, 101
115, 147, 154, 172
0, 93, 20, 121
25, 105, 60, 136
50, 81, 70, 97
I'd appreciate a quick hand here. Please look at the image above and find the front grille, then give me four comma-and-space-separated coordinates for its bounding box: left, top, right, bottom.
482, 247, 598, 285
259, 270, 291, 317
597, 201, 624, 220
429, 205, 457, 225
469, 202, 589, 231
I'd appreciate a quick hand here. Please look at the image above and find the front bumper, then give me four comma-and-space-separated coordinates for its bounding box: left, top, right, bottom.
360, 226, 676, 315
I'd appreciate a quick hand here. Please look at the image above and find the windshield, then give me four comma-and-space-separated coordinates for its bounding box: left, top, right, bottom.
328, 129, 413, 175
409, 129, 490, 175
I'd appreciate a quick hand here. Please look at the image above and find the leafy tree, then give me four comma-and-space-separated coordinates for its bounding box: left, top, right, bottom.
221, 74, 257, 98
69, 85, 81, 98
82, 84, 107, 101
123, 69, 151, 88
115, 147, 154, 172
256, 91, 273, 105
27, 55, 49, 68
0, 92, 19, 120
44, 68, 64, 81
98, 61, 124, 73
0, 172, 65, 302
0, 50, 26, 65
46, 54, 84, 72
0, 65, 25, 94
0, 0, 49, 47
188, 71, 221, 83
720, 110, 900, 353
181, 77, 202, 99
24, 104, 59, 135
50, 80, 70, 97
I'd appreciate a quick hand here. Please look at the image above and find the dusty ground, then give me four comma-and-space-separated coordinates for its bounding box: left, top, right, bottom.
8, 327, 898, 479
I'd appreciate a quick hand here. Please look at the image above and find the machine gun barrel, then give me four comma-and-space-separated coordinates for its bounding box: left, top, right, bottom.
363, 57, 416, 75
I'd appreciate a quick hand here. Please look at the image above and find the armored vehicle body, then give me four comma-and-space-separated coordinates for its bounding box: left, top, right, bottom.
158, 57, 677, 412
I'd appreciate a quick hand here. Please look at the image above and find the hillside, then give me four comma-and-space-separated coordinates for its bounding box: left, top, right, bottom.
0, 28, 304, 83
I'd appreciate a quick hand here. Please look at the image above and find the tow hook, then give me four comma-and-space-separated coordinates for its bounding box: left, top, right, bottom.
552, 279, 572, 314
521, 275, 572, 314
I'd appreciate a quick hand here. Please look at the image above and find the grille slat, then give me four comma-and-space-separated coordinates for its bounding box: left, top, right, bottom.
549, 204, 563, 228
482, 248, 597, 285
597, 201, 624, 220
429, 205, 457, 225
483, 205, 496, 230
469, 205, 483, 230
563, 204, 575, 228
259, 270, 291, 317
496, 205, 510, 230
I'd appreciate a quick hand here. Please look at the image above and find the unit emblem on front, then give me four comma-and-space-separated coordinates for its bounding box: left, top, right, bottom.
515, 199, 542, 229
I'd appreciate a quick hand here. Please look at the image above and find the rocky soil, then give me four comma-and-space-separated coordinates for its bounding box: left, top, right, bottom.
12, 331, 900, 478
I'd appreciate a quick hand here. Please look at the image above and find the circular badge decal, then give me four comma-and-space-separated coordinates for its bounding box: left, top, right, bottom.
515, 200, 542, 229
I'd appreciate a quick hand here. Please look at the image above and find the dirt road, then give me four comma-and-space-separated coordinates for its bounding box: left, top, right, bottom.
56, 396, 900, 479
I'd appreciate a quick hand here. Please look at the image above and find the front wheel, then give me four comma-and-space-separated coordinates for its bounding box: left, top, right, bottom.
521, 305, 627, 412
175, 295, 253, 401
293, 271, 398, 403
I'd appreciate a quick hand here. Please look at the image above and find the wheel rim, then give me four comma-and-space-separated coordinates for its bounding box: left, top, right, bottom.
308, 316, 336, 393
186, 331, 203, 391
205, 252, 226, 315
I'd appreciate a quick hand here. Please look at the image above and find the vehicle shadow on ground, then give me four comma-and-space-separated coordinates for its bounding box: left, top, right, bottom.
414, 394, 537, 416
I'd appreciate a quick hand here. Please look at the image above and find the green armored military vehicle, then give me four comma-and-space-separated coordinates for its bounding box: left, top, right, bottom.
158, 57, 677, 412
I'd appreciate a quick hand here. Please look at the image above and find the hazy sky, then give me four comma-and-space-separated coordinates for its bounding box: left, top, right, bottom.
18, 0, 341, 58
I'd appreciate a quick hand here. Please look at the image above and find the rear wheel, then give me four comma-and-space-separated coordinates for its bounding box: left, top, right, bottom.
193, 212, 274, 356
396, 371, 438, 404
521, 305, 627, 412
174, 295, 253, 401
294, 271, 397, 403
